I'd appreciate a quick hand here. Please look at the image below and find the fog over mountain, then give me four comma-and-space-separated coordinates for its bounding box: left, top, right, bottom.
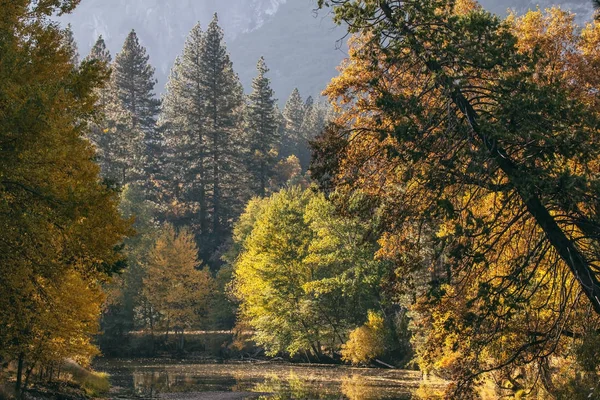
60, 0, 595, 102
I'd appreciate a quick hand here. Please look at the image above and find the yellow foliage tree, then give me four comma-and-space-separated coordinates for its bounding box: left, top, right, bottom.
341, 311, 387, 365
318, 0, 600, 397
143, 224, 214, 351
0, 1, 132, 395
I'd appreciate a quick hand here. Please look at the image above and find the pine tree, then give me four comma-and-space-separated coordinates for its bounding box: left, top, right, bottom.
281, 88, 305, 161
159, 23, 210, 245
160, 17, 247, 262
111, 30, 161, 188
199, 14, 246, 251
246, 57, 279, 197
84, 36, 114, 181
112, 30, 160, 133
61, 23, 79, 67
299, 101, 329, 168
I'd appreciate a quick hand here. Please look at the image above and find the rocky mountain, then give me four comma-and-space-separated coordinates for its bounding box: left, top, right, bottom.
481, 0, 594, 21
59, 0, 595, 102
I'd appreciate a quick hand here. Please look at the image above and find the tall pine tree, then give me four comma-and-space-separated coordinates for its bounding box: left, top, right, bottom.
60, 23, 79, 67
246, 57, 279, 197
199, 14, 246, 253
159, 23, 211, 248
112, 30, 160, 134
300, 100, 329, 168
161, 17, 247, 263
84, 36, 114, 181
107, 30, 160, 188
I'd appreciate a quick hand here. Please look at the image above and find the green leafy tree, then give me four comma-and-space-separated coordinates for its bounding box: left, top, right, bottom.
100, 185, 157, 352
233, 188, 393, 359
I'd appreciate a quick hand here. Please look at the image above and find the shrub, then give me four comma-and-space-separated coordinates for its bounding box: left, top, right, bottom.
341, 311, 387, 365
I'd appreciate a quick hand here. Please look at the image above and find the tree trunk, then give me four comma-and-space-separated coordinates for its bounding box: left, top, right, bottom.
23, 362, 37, 393
15, 353, 24, 399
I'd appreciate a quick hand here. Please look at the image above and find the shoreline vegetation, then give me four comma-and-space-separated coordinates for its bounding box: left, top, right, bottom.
0, 360, 109, 400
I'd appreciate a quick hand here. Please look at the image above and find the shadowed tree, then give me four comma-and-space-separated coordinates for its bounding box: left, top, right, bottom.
246, 57, 279, 197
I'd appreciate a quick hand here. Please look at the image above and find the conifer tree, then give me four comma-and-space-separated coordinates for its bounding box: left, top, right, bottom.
161, 17, 247, 261
281, 88, 305, 162
87, 35, 112, 65
110, 30, 161, 188
246, 57, 279, 197
112, 29, 160, 133
159, 23, 210, 246
299, 100, 329, 169
61, 23, 79, 67
84, 36, 114, 181
198, 14, 246, 250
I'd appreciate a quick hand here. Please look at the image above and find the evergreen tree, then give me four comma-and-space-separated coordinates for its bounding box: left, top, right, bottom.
86, 35, 112, 65
159, 23, 210, 246
61, 23, 79, 67
199, 14, 246, 252
112, 29, 160, 133
103, 98, 147, 186
304, 95, 314, 110
161, 17, 247, 262
84, 36, 114, 181
111, 30, 161, 188
281, 88, 305, 162
246, 57, 279, 197
299, 100, 329, 170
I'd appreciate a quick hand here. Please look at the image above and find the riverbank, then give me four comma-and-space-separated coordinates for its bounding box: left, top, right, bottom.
0, 360, 109, 400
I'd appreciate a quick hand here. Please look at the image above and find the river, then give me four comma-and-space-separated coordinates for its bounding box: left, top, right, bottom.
94, 359, 443, 399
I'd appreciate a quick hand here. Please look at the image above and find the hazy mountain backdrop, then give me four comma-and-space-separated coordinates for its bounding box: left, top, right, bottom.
59, 0, 595, 102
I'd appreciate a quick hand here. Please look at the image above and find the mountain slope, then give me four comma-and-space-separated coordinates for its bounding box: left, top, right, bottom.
60, 0, 595, 100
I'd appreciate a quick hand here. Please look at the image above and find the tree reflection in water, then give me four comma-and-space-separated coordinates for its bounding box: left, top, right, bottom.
96, 360, 440, 399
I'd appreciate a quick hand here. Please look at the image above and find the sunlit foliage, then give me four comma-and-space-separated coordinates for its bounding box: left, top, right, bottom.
317, 0, 600, 397
232, 187, 393, 359
143, 224, 214, 349
0, 0, 131, 395
341, 311, 387, 365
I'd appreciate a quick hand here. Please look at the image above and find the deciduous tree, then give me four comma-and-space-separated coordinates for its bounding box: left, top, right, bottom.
0, 1, 131, 394
318, 0, 600, 396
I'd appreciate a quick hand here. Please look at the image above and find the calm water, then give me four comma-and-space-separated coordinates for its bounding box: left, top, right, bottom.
94, 359, 439, 399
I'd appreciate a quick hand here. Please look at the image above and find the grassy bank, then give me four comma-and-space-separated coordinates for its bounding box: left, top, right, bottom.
0, 360, 110, 400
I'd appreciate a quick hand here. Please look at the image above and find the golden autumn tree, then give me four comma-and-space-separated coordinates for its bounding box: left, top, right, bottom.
317, 0, 600, 397
143, 224, 214, 352
0, 0, 131, 396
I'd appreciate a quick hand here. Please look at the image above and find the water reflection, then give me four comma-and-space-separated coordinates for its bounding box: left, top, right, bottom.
96, 360, 431, 399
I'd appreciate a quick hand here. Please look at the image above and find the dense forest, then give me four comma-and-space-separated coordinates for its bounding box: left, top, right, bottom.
1, 0, 600, 399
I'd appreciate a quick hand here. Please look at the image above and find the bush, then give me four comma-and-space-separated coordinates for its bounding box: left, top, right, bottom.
341, 311, 387, 365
